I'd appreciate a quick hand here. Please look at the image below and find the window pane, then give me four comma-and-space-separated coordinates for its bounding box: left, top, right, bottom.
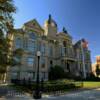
41, 44, 45, 54
27, 72, 35, 79
41, 57, 45, 68
15, 37, 22, 48
29, 32, 36, 40
28, 40, 35, 52
23, 38, 28, 50
61, 47, 65, 56
27, 57, 34, 66
49, 46, 53, 56
41, 72, 45, 79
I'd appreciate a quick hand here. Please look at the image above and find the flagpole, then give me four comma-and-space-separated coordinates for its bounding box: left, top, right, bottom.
81, 40, 86, 79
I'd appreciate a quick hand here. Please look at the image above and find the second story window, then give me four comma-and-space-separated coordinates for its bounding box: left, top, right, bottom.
15, 37, 22, 49
28, 40, 35, 52
27, 57, 34, 66
49, 46, 53, 56
41, 44, 45, 54
61, 47, 65, 56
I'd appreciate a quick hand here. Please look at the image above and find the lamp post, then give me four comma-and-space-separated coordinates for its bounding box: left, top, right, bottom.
33, 51, 41, 99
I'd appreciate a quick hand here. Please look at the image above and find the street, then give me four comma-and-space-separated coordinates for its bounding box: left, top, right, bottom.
0, 88, 100, 100
42, 88, 100, 100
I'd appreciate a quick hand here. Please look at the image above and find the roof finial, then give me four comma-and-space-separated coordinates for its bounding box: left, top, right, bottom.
63, 27, 67, 33
48, 14, 52, 24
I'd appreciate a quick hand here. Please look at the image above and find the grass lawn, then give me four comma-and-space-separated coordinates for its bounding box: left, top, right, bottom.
82, 81, 100, 88
75, 81, 100, 88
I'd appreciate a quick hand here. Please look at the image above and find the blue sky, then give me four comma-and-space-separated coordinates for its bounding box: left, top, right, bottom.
13, 0, 100, 63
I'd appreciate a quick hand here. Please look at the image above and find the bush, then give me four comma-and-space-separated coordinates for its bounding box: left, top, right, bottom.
12, 79, 82, 94
49, 65, 65, 80
43, 83, 76, 92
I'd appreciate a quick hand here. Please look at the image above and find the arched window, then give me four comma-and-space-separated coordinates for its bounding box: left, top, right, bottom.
15, 37, 22, 48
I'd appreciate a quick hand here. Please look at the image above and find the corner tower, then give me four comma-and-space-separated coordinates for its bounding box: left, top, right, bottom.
44, 14, 58, 37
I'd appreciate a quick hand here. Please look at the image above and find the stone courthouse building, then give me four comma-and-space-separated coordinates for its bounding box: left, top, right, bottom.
8, 15, 91, 81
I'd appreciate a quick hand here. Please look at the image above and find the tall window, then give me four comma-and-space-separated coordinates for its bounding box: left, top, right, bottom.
27, 57, 34, 66
49, 46, 53, 56
61, 47, 65, 56
27, 72, 35, 79
80, 53, 83, 60
23, 38, 28, 50
41, 72, 45, 79
64, 47, 67, 55
41, 57, 45, 68
41, 44, 45, 55
15, 37, 22, 48
28, 40, 35, 52
85, 64, 88, 71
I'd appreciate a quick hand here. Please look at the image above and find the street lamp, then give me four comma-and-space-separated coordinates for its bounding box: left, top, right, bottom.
33, 51, 41, 99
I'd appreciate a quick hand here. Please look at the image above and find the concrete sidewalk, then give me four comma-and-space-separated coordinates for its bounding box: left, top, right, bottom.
0, 88, 99, 100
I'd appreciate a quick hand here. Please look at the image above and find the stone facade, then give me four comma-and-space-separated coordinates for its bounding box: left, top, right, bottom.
8, 15, 91, 81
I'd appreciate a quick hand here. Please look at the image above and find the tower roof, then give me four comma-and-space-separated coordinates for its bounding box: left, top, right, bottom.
44, 14, 57, 27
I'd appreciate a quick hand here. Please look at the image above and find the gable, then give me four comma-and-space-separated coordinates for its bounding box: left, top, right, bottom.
23, 19, 44, 33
